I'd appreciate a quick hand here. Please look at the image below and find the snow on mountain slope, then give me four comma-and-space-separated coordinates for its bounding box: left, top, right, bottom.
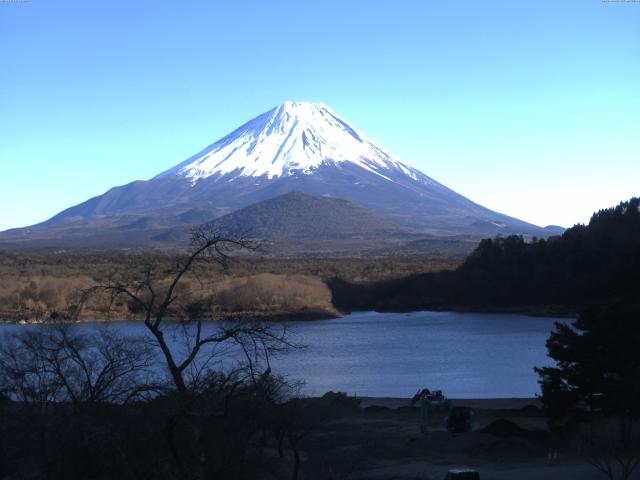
8, 100, 560, 243
156, 101, 429, 184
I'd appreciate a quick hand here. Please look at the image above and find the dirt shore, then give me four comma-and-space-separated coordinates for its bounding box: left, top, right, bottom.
297, 395, 612, 480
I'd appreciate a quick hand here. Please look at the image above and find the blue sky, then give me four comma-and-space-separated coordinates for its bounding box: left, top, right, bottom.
1, 0, 638, 231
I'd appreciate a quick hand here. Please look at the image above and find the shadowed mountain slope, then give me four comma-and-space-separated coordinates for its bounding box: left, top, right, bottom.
208, 192, 409, 239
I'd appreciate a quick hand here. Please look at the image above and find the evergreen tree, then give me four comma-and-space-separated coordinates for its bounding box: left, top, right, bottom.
536, 304, 640, 444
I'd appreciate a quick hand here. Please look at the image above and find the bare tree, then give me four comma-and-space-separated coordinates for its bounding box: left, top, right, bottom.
0, 324, 155, 406
0, 227, 302, 479
0, 323, 156, 479
84, 225, 293, 397
578, 419, 640, 480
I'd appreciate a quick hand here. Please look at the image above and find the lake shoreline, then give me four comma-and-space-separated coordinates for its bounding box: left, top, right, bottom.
340, 304, 578, 319
0, 309, 339, 325
358, 396, 541, 410
0, 304, 575, 325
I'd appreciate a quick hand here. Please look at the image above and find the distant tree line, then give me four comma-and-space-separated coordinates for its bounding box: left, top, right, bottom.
0, 249, 459, 323
329, 197, 640, 313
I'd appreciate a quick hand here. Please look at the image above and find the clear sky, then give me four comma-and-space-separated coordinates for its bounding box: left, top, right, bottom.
1, 0, 638, 231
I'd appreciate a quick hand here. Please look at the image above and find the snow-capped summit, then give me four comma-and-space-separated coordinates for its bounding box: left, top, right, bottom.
157, 101, 423, 183
22, 100, 559, 243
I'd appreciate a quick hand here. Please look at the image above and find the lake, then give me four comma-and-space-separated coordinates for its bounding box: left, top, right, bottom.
0, 311, 568, 399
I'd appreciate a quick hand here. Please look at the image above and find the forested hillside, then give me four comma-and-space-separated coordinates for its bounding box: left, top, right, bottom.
329, 198, 640, 313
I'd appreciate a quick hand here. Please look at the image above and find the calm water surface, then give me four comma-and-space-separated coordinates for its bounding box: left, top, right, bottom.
0, 311, 567, 398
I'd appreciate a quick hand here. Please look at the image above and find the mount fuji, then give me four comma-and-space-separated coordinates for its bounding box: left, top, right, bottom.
1, 101, 562, 250
156, 101, 426, 183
